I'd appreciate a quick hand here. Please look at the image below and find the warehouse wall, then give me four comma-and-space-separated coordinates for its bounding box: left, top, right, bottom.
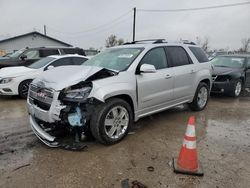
0, 34, 70, 53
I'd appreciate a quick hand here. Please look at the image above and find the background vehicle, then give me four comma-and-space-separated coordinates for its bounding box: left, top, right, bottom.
0, 55, 88, 98
0, 47, 86, 69
27, 39, 212, 147
211, 55, 250, 97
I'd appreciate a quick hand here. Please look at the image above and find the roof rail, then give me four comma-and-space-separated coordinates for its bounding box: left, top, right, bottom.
124, 39, 167, 45
180, 40, 196, 45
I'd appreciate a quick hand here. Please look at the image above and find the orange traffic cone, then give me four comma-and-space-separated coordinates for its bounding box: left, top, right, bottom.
173, 116, 204, 176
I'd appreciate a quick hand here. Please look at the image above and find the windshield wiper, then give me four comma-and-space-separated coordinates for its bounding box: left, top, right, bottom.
215, 65, 229, 68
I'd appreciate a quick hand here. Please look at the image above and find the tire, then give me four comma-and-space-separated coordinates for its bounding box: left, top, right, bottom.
188, 82, 209, 111
229, 79, 242, 97
18, 80, 32, 99
90, 98, 132, 145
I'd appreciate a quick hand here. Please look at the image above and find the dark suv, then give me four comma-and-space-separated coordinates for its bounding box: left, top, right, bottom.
0, 47, 86, 69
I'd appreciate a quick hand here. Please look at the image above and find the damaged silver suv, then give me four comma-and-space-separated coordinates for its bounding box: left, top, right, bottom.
27, 39, 212, 147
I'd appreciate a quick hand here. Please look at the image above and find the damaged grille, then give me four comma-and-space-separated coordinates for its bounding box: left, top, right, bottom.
29, 84, 54, 111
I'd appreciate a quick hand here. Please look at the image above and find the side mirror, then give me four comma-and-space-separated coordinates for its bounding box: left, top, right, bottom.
47, 65, 54, 70
20, 55, 27, 60
140, 64, 156, 73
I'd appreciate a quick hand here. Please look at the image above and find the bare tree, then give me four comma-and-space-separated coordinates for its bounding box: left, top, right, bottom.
240, 38, 250, 53
105, 35, 124, 48
196, 36, 210, 52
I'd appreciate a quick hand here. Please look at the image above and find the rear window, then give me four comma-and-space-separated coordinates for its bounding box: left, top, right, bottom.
189, 47, 209, 63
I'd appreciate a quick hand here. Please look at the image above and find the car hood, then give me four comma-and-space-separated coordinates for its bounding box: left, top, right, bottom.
0, 66, 36, 78
33, 65, 103, 91
212, 66, 243, 76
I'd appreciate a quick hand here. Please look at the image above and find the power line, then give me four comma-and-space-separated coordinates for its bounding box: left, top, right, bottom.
48, 10, 132, 35
138, 1, 250, 12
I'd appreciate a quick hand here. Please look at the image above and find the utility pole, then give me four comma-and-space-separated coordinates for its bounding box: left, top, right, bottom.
44, 25, 47, 36
133, 7, 136, 42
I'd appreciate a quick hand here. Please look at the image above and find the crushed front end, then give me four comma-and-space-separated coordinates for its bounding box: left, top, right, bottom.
27, 81, 97, 149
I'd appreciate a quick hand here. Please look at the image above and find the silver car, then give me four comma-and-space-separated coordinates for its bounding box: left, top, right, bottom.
27, 39, 212, 147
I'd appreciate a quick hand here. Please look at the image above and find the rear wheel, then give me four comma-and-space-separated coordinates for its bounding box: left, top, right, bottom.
229, 79, 242, 97
18, 80, 32, 99
90, 98, 132, 145
188, 82, 209, 111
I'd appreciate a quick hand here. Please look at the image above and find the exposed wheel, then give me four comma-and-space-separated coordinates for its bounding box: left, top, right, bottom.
188, 82, 209, 111
90, 98, 132, 145
229, 79, 242, 97
18, 80, 32, 99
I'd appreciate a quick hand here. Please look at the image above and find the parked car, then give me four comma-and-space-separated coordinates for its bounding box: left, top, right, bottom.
211, 55, 250, 97
0, 55, 88, 98
0, 47, 86, 69
27, 39, 212, 147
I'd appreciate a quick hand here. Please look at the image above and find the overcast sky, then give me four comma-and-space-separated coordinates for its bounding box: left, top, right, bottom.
0, 0, 249, 51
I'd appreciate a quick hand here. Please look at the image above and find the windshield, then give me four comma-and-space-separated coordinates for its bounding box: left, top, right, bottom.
83, 48, 143, 71
28, 57, 55, 69
211, 56, 245, 68
9, 49, 26, 59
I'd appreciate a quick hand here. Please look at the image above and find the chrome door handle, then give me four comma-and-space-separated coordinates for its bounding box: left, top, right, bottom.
165, 75, 172, 79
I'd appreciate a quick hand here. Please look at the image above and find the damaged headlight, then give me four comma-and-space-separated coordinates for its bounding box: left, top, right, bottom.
63, 86, 92, 102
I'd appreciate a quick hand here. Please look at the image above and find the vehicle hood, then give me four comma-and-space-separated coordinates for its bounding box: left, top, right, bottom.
0, 58, 17, 65
33, 65, 103, 91
212, 66, 243, 76
0, 66, 36, 78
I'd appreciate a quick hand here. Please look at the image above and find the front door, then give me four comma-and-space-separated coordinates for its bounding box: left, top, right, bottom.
137, 47, 174, 112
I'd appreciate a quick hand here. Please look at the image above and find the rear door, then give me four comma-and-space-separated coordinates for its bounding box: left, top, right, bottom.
165, 46, 196, 101
137, 47, 174, 111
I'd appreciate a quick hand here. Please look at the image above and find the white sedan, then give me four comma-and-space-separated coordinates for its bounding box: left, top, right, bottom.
0, 54, 88, 98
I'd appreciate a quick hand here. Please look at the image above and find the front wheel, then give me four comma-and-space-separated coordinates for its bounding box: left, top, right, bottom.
229, 79, 242, 97
18, 80, 32, 99
188, 82, 209, 111
90, 98, 132, 145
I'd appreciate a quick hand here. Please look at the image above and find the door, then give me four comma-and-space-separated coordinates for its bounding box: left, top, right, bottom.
20, 49, 40, 66
245, 58, 250, 87
165, 46, 196, 101
137, 47, 174, 111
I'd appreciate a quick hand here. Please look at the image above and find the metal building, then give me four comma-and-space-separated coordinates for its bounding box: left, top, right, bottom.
0, 31, 72, 54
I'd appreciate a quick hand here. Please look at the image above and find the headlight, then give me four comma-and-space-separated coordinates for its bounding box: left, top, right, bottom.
0, 77, 14, 84
63, 86, 92, 101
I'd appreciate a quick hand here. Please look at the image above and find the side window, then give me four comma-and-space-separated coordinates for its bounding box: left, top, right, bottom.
166, 46, 191, 67
22, 50, 39, 59
40, 49, 59, 57
189, 47, 209, 63
49, 57, 72, 67
140, 47, 168, 70
71, 57, 88, 65
247, 58, 250, 68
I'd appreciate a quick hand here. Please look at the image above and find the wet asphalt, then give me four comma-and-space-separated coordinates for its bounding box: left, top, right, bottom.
0, 93, 250, 188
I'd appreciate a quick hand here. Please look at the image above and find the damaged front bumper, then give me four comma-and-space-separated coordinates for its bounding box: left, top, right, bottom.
29, 115, 59, 147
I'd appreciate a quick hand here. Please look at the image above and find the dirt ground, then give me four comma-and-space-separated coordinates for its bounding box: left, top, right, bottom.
0, 93, 250, 188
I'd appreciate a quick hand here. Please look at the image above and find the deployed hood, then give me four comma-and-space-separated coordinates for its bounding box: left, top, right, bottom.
0, 66, 36, 77
212, 66, 243, 76
33, 65, 103, 91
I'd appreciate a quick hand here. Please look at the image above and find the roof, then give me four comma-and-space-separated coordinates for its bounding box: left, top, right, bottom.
0, 31, 72, 47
